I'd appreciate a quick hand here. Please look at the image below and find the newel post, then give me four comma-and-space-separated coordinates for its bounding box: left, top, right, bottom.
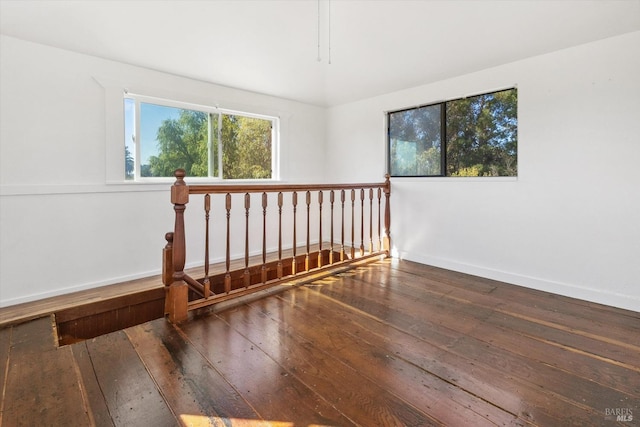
383, 174, 392, 257
167, 169, 189, 323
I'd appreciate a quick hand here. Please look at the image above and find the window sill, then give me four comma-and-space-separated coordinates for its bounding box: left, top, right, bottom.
389, 176, 518, 183
0, 182, 170, 197
1, 178, 288, 196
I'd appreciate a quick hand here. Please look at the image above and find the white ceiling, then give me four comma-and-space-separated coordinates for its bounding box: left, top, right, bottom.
1, 0, 639, 106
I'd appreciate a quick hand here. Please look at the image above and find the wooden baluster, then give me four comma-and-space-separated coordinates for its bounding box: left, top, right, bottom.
162, 232, 174, 288
360, 188, 365, 256
317, 191, 323, 268
203, 194, 211, 298
224, 193, 231, 294
277, 192, 283, 278
383, 174, 391, 256
350, 189, 356, 259
377, 188, 382, 252
162, 232, 174, 315
369, 188, 374, 254
244, 193, 251, 288
329, 190, 335, 264
292, 191, 298, 275
340, 189, 345, 261
305, 190, 311, 271
168, 169, 189, 323
261, 192, 268, 284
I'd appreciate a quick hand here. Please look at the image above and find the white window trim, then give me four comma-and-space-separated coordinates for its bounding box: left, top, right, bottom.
125, 92, 280, 182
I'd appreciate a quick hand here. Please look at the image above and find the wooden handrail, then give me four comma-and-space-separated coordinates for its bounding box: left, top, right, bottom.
185, 181, 388, 194
163, 169, 391, 323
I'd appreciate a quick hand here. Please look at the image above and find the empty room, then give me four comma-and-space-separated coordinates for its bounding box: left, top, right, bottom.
0, 1, 639, 426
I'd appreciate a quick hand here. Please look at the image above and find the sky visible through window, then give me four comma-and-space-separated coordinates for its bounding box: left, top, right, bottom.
124, 98, 182, 166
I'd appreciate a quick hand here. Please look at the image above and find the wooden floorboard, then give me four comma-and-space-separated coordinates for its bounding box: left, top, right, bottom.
82, 330, 178, 426
178, 308, 356, 426
1, 317, 92, 426
213, 295, 443, 426
279, 278, 577, 426
234, 288, 517, 426
125, 319, 261, 422
393, 261, 640, 343
71, 341, 116, 427
0, 259, 638, 426
320, 263, 640, 421
0, 324, 13, 426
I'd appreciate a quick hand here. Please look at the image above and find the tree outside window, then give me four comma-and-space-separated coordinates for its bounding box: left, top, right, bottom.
124, 96, 275, 180
388, 88, 517, 177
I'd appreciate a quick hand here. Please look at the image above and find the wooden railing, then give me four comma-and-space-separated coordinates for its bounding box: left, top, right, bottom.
163, 169, 391, 323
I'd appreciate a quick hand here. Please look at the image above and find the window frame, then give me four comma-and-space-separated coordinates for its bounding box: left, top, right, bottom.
387, 87, 517, 178
125, 92, 279, 182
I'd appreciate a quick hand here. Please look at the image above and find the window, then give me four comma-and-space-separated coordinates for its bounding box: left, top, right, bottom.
388, 88, 517, 177
124, 94, 277, 180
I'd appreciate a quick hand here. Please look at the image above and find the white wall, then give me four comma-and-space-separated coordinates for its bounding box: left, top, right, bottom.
0, 35, 327, 307
326, 32, 640, 312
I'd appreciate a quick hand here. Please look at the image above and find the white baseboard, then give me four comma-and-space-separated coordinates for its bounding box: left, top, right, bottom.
398, 251, 640, 314
0, 268, 162, 308
0, 241, 328, 308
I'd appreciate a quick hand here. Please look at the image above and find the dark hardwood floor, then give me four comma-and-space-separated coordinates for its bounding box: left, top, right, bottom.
1, 259, 638, 426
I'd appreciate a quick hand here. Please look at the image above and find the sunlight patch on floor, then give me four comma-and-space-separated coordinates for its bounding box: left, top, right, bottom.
180, 414, 335, 427
180, 414, 293, 426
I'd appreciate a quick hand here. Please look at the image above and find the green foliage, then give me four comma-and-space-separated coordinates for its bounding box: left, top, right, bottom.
125, 145, 134, 180
145, 110, 272, 179
146, 110, 208, 177
389, 105, 442, 176
446, 89, 517, 177
388, 88, 517, 177
232, 116, 272, 179
450, 165, 482, 177
221, 115, 272, 179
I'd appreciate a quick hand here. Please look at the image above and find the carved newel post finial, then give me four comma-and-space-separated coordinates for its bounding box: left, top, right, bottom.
174, 168, 186, 187
172, 169, 189, 205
